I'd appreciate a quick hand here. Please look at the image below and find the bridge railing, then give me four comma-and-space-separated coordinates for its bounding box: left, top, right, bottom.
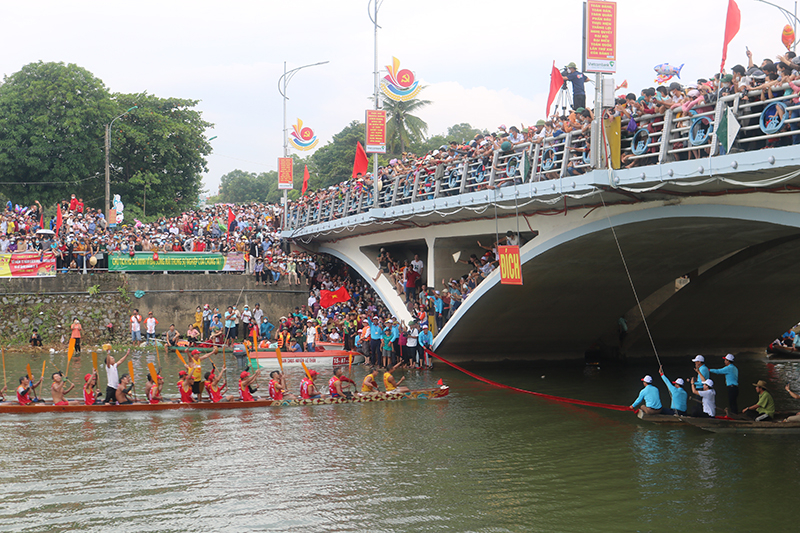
286, 84, 800, 231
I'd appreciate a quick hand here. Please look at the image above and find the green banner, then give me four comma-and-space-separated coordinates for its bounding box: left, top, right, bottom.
109, 252, 243, 271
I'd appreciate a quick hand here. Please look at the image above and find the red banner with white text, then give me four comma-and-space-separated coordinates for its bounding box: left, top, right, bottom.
0, 251, 57, 277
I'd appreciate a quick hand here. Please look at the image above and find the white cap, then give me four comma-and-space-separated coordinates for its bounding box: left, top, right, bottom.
673, 378, 685, 386
725, 354, 735, 361
703, 379, 714, 388
422, 324, 428, 329
641, 375, 653, 384
692, 355, 705, 363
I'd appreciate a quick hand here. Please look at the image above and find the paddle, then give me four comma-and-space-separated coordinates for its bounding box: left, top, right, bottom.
26, 363, 38, 400
300, 361, 312, 381
2, 347, 6, 392
65, 338, 76, 378
252, 327, 258, 353
148, 362, 159, 384
175, 349, 188, 368
91, 351, 98, 374
128, 359, 136, 400
276, 345, 284, 373
40, 360, 46, 392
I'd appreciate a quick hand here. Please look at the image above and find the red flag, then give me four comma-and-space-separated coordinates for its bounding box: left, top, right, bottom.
319, 287, 351, 308
352, 142, 369, 179
39, 212, 43, 230
227, 207, 235, 233
301, 165, 309, 195
546, 61, 564, 117
56, 205, 62, 235
436, 378, 443, 386
720, 0, 741, 72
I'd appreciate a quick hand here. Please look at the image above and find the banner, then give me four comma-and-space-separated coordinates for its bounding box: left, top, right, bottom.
380, 57, 422, 102
365, 110, 386, 154
109, 252, 245, 272
278, 157, 294, 190
584, 1, 617, 73
288, 118, 319, 151
0, 251, 56, 278
497, 246, 523, 285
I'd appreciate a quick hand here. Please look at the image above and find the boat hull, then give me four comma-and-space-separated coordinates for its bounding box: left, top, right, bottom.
681, 415, 800, 434
250, 351, 365, 368
636, 410, 689, 425
766, 343, 800, 360
0, 387, 449, 414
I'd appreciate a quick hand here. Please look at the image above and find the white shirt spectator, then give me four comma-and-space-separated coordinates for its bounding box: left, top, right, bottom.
145, 317, 158, 334
411, 257, 424, 274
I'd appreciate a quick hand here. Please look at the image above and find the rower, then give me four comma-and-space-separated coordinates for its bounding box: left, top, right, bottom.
269, 370, 295, 400
239, 369, 261, 401
300, 369, 321, 399
659, 366, 687, 416
17, 374, 42, 406
383, 362, 410, 393
115, 374, 134, 405
84, 371, 100, 405
185, 348, 216, 401
689, 378, 716, 418
361, 367, 382, 393
691, 355, 710, 390
782, 384, 800, 422
630, 375, 662, 415
741, 380, 775, 421
0, 385, 6, 402
103, 348, 130, 405
148, 373, 164, 404
179, 370, 195, 403
205, 367, 235, 403
51, 372, 77, 406
708, 354, 739, 413
328, 367, 355, 399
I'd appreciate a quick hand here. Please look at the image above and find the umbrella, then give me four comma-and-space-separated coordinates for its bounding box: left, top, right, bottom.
36, 229, 55, 236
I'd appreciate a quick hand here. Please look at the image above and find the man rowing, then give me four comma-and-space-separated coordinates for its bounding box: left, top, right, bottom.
51, 372, 78, 406
328, 367, 355, 399
630, 375, 662, 415
115, 374, 134, 405
205, 367, 236, 403
690, 378, 716, 418
269, 370, 295, 400
84, 371, 100, 405
17, 374, 43, 405
383, 362, 409, 393
148, 373, 164, 404
178, 368, 196, 403
300, 369, 321, 399
239, 369, 261, 401
183, 348, 216, 401
361, 367, 382, 394
659, 366, 688, 416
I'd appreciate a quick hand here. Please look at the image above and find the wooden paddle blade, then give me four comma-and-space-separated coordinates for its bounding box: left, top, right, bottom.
276, 346, 283, 372
41, 360, 46, 380
128, 360, 135, 383
67, 338, 76, 363
26, 364, 33, 381
348, 353, 353, 376
300, 361, 312, 380
148, 362, 159, 384
91, 351, 98, 373
175, 349, 187, 367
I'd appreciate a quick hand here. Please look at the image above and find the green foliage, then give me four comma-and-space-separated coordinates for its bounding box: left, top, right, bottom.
110, 92, 213, 216
0, 61, 114, 206
309, 121, 365, 189
87, 285, 100, 296
382, 93, 430, 155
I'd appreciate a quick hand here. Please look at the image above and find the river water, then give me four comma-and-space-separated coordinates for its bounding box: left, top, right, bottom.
1, 349, 799, 532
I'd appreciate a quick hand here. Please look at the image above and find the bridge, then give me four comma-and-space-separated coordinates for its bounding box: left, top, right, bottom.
284, 88, 800, 361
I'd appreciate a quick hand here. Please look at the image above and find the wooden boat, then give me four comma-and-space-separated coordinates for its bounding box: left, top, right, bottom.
0, 386, 449, 414
636, 410, 690, 425
766, 342, 800, 360
250, 342, 366, 368
680, 413, 800, 434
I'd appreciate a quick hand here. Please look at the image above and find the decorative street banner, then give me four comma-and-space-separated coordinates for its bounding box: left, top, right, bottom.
278, 157, 294, 190
365, 110, 387, 154
380, 57, 422, 102
584, 0, 617, 73
497, 245, 523, 285
288, 118, 319, 151
109, 252, 245, 272
0, 251, 56, 278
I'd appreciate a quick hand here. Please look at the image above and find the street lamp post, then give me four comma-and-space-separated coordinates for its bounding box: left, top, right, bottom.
105, 106, 138, 221
755, 0, 798, 51
368, 0, 383, 205
278, 60, 329, 229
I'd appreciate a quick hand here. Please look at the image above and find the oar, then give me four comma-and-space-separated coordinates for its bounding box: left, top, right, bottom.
252, 328, 258, 354
348, 353, 353, 378
128, 359, 136, 401
175, 349, 188, 368
65, 338, 76, 378
2, 347, 6, 392
91, 351, 98, 374
40, 360, 46, 394
300, 360, 312, 381
26, 364, 38, 400
276, 345, 284, 373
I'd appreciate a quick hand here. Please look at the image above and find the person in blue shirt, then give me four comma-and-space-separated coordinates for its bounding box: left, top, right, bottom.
389, 318, 400, 367
631, 375, 662, 414
562, 62, 587, 110
367, 316, 383, 366
709, 354, 739, 412
428, 292, 444, 333
691, 355, 710, 389
659, 366, 688, 416
417, 324, 434, 368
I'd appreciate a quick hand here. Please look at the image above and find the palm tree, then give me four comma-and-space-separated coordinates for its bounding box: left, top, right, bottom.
381, 93, 431, 154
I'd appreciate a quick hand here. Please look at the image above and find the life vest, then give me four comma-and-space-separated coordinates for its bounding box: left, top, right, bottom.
179, 382, 193, 403
17, 386, 32, 406
268, 379, 283, 400
362, 374, 378, 392
84, 385, 96, 406
300, 378, 313, 399
328, 376, 340, 396
149, 384, 161, 404
239, 379, 254, 401
206, 381, 223, 403
277, 331, 291, 348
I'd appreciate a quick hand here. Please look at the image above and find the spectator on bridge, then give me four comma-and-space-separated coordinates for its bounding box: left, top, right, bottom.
562, 62, 588, 110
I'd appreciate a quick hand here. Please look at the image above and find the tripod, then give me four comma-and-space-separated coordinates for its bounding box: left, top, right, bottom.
552, 83, 573, 119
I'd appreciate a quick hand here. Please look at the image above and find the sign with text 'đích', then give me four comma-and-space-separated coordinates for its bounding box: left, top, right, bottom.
498, 245, 523, 285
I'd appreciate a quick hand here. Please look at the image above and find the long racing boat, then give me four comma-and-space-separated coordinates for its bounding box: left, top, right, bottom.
0, 386, 449, 414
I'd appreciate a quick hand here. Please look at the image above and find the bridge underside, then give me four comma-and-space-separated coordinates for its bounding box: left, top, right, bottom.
436, 217, 800, 361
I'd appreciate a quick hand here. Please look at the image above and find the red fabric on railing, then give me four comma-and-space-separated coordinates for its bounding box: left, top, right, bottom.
425, 348, 632, 412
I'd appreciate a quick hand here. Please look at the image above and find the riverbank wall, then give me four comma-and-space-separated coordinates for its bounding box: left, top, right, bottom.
0, 274, 306, 346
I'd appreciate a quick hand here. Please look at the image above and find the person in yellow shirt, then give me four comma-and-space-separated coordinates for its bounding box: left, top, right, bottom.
383, 361, 409, 393
361, 367, 382, 393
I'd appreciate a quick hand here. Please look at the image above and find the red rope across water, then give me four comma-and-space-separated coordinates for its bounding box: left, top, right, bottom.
425, 348, 633, 412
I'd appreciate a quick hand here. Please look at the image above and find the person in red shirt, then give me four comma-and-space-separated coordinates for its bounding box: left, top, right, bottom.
205, 367, 235, 403
17, 374, 42, 405
76, 198, 84, 213
328, 367, 355, 398
239, 369, 261, 401
300, 370, 321, 399
69, 194, 78, 212
179, 371, 194, 403
147, 373, 164, 404
84, 371, 100, 405
268, 370, 295, 400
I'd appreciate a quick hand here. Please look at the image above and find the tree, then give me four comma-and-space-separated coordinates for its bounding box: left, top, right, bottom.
309, 121, 366, 188
109, 92, 213, 216
0, 61, 114, 206
218, 169, 272, 204
381, 93, 431, 155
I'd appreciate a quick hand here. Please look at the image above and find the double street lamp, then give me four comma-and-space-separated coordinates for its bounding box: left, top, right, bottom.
754, 0, 798, 51
278, 60, 329, 228
104, 106, 138, 221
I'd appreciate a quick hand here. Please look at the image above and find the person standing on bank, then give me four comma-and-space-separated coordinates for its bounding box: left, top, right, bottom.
709, 354, 739, 413
630, 375, 662, 415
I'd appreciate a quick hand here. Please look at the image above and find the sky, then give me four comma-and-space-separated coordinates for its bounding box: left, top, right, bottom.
0, 0, 793, 196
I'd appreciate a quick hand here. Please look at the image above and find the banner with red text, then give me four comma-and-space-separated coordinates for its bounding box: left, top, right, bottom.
278, 157, 294, 190
497, 246, 523, 285
365, 110, 387, 154
584, 0, 617, 73
0, 251, 56, 278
